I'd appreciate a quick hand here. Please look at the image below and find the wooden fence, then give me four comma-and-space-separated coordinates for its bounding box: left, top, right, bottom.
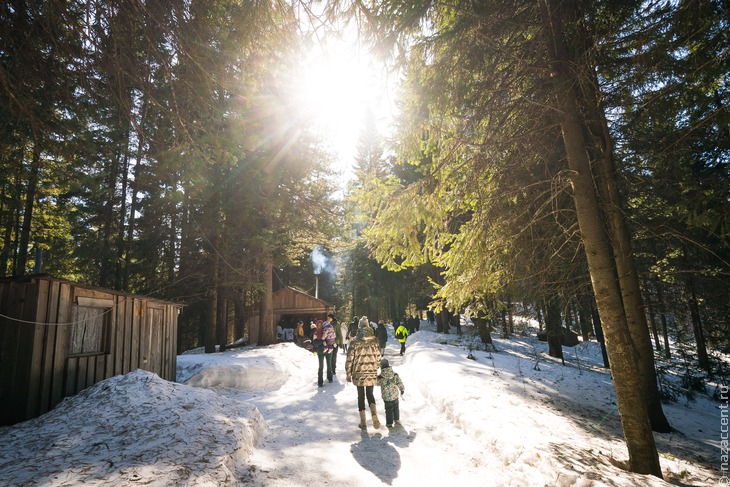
0, 275, 181, 426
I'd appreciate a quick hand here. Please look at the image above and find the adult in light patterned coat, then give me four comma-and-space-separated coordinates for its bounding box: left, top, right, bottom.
345, 316, 382, 429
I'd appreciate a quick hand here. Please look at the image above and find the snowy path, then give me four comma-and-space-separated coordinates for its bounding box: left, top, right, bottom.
197, 321, 717, 487
231, 330, 497, 486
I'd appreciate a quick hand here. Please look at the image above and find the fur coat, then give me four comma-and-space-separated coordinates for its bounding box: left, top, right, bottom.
345, 327, 381, 386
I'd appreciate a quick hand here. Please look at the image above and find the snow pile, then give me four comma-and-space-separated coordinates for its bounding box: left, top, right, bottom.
178, 343, 298, 390
0, 369, 264, 486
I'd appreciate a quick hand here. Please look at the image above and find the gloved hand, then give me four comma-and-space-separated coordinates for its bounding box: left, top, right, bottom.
346, 375, 352, 383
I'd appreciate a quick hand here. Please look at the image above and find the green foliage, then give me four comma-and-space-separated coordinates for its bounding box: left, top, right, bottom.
0, 1, 340, 351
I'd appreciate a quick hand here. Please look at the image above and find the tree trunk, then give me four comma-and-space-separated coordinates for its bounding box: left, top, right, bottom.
500, 308, 508, 338
685, 275, 710, 371
217, 292, 228, 352
644, 285, 662, 352
656, 285, 671, 359
123, 153, 140, 292
592, 305, 610, 368
545, 298, 564, 361
578, 297, 592, 342
16, 141, 41, 276
588, 71, 671, 434
506, 295, 514, 335
99, 144, 121, 289
116, 138, 130, 290
233, 290, 245, 341
472, 317, 493, 346
1, 171, 21, 275
258, 257, 275, 345
569, 4, 671, 430
205, 246, 219, 354
542, 0, 662, 475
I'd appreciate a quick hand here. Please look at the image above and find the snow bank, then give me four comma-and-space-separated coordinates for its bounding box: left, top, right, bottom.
402, 329, 715, 486
0, 369, 265, 486
177, 342, 307, 390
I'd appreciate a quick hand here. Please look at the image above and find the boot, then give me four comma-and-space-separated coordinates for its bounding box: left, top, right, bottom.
359, 410, 367, 429
370, 403, 381, 429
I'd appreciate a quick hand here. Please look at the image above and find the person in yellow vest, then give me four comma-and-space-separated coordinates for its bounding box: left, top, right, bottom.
395, 321, 409, 356
295, 320, 305, 345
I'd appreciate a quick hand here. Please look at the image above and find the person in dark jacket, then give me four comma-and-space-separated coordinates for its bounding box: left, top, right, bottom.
327, 313, 342, 374
311, 320, 327, 387
375, 321, 388, 357
347, 317, 359, 342
427, 309, 436, 326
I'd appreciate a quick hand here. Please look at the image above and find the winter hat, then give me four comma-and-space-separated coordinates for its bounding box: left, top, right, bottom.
358, 316, 369, 329
380, 358, 390, 369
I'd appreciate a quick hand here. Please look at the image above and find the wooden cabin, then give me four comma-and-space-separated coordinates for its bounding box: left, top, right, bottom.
247, 286, 334, 344
0, 275, 181, 426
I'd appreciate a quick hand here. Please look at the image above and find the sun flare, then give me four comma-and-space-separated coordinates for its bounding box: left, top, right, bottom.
290, 47, 394, 180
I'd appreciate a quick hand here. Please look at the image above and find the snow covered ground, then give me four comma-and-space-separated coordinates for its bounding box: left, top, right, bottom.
0, 319, 724, 486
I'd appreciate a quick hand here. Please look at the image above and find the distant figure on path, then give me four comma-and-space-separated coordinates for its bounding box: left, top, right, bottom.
427, 309, 436, 326
395, 321, 409, 356
346, 316, 382, 429
375, 321, 388, 357
347, 317, 359, 343
340, 319, 350, 353
377, 358, 405, 427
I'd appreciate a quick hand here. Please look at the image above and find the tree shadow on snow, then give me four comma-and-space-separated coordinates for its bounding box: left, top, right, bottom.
350, 427, 416, 485
546, 442, 706, 487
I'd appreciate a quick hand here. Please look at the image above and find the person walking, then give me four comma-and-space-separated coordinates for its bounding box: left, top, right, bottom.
345, 316, 382, 429
377, 358, 405, 427
321, 318, 335, 383
375, 321, 388, 357
427, 309, 436, 326
311, 320, 327, 387
340, 320, 350, 353
347, 317, 359, 342
325, 313, 340, 375
395, 321, 409, 356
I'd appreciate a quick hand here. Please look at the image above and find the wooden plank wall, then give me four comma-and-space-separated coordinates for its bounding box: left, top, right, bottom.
0, 280, 34, 425
0, 276, 179, 426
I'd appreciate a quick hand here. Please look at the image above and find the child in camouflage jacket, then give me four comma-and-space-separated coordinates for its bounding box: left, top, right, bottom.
377, 358, 405, 427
